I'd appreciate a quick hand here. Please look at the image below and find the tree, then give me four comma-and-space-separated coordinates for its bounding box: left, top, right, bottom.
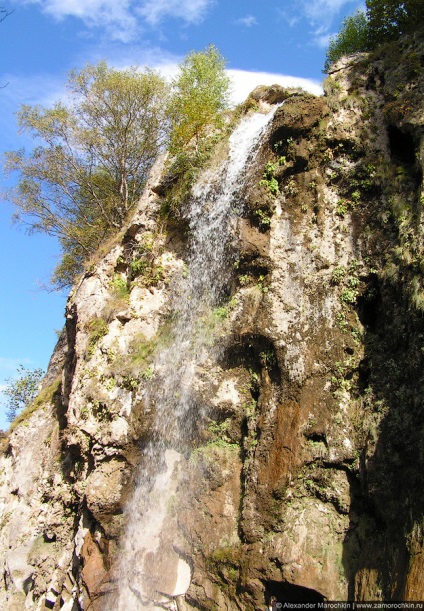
3, 62, 169, 288
324, 10, 370, 72
168, 45, 231, 172
2, 366, 44, 422
366, 0, 424, 46
325, 1, 424, 71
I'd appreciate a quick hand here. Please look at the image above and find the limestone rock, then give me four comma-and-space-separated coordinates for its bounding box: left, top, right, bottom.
1, 32, 424, 610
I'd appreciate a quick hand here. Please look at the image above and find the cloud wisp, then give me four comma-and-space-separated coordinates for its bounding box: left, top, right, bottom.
15, 0, 214, 41
281, 0, 359, 46
236, 15, 258, 28
18, 0, 137, 41
137, 0, 214, 26
228, 69, 323, 104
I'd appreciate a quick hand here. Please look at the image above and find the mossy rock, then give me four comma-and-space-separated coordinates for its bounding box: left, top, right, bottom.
248, 84, 301, 105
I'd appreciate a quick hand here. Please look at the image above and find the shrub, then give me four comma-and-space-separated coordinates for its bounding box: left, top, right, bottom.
2, 366, 45, 423
259, 161, 279, 197
324, 11, 370, 72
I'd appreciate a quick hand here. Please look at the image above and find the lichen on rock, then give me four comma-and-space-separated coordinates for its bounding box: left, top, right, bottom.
1, 33, 424, 610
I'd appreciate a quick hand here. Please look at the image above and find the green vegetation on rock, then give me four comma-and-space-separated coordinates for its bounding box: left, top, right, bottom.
162, 45, 231, 213
168, 45, 230, 175
324, 1, 424, 72
259, 161, 279, 197
87, 317, 109, 358
2, 365, 44, 423
324, 10, 370, 73
3, 46, 231, 289
8, 376, 61, 434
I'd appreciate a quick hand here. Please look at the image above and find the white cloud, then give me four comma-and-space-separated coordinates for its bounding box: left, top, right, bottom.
137, 0, 213, 26
104, 50, 324, 102
19, 0, 137, 41
278, 11, 300, 28
281, 0, 359, 45
1, 43, 323, 151
135, 62, 323, 103
115, 57, 324, 102
301, 0, 356, 23
16, 0, 214, 40
227, 69, 323, 105
315, 32, 333, 48
236, 15, 257, 27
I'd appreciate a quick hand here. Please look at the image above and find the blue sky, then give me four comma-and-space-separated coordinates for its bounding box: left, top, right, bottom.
0, 0, 361, 428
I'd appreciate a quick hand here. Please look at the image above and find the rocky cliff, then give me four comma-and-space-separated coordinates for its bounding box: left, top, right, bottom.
0, 33, 423, 610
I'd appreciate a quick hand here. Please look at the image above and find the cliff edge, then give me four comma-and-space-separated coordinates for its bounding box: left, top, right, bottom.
0, 32, 423, 610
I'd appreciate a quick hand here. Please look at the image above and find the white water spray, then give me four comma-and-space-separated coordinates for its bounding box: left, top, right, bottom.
114, 106, 279, 610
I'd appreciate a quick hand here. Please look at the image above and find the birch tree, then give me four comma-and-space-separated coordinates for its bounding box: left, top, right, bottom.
3, 62, 169, 287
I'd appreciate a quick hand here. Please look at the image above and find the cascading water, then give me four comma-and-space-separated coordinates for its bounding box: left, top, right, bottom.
114, 106, 279, 610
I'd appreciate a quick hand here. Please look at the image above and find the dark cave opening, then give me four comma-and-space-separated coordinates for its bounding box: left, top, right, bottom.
387, 125, 416, 166
264, 580, 325, 604
221, 333, 281, 386
304, 431, 328, 446
357, 275, 381, 331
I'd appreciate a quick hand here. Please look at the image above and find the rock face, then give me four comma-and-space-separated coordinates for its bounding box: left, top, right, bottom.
0, 34, 424, 610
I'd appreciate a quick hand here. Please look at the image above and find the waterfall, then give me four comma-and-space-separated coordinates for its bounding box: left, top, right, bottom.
114, 106, 278, 611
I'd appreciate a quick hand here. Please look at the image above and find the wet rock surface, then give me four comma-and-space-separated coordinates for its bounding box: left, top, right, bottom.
1, 34, 424, 609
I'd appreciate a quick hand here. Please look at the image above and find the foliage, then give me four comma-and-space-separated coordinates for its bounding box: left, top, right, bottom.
128, 235, 155, 278
259, 161, 279, 196
3, 48, 233, 285
2, 365, 44, 422
284, 179, 298, 197
366, 0, 424, 46
238, 273, 252, 286
130, 335, 156, 366
128, 234, 165, 286
3, 62, 169, 288
208, 418, 234, 445
341, 288, 358, 304
111, 274, 129, 299
7, 377, 61, 435
325, 1, 424, 72
255, 208, 272, 230
259, 350, 276, 370
257, 274, 269, 293
167, 45, 231, 177
199, 297, 238, 342
214, 297, 237, 319
87, 317, 109, 357
331, 266, 346, 285
324, 10, 370, 72
191, 418, 238, 459
110, 332, 157, 390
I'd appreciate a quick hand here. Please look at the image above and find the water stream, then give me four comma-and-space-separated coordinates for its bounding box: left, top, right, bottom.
115, 106, 278, 610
